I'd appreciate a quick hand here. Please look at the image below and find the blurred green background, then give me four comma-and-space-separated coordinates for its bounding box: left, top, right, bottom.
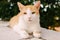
0, 0, 60, 29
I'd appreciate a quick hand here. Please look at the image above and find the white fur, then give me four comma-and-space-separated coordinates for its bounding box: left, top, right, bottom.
12, 8, 41, 39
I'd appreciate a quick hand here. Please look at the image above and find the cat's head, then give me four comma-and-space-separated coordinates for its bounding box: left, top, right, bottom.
17, 1, 40, 23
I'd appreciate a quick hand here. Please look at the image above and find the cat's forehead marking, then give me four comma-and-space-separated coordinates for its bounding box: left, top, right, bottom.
26, 8, 32, 14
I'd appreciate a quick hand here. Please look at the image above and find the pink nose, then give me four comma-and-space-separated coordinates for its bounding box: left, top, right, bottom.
28, 17, 32, 21
29, 17, 31, 20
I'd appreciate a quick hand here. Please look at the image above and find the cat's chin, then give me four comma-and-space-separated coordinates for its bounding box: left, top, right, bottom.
28, 19, 32, 21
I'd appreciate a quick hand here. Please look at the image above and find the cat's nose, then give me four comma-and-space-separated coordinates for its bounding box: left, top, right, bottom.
29, 17, 31, 19
28, 17, 32, 21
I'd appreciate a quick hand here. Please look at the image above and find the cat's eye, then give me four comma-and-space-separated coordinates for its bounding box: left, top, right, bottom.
24, 12, 27, 14
32, 12, 35, 14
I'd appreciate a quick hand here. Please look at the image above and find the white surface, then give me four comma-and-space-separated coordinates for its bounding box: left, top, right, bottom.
0, 21, 60, 40
41, 28, 60, 40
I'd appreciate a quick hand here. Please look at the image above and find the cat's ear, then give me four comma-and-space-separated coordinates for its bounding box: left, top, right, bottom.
17, 2, 25, 11
34, 1, 40, 10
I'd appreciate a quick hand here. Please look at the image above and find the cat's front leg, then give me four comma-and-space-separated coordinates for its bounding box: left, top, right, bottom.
32, 26, 41, 38
13, 28, 30, 39
33, 31, 41, 38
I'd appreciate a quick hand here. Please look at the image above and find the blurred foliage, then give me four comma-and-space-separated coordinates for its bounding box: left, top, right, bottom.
0, 0, 60, 29
40, 0, 60, 29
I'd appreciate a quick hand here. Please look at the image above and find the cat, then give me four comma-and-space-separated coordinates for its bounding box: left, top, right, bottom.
9, 1, 41, 39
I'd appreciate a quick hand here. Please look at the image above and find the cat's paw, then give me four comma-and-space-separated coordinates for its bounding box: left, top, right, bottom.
33, 32, 41, 38
23, 34, 30, 38
20, 32, 30, 39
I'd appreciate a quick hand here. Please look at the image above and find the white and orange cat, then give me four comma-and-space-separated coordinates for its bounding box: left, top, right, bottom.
9, 1, 41, 39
